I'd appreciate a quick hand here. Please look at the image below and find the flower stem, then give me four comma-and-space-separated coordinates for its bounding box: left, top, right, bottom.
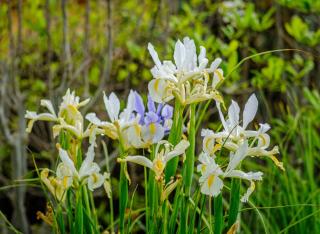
214, 194, 223, 234
184, 103, 196, 195
119, 149, 128, 234
228, 179, 240, 229
165, 100, 184, 182
180, 103, 196, 233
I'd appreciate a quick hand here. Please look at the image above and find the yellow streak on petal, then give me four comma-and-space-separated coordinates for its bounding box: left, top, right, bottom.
134, 125, 141, 136
204, 137, 211, 151
207, 174, 215, 188
212, 144, 221, 154
62, 176, 69, 188
154, 159, 164, 175
67, 104, 78, 115
259, 134, 267, 145
215, 70, 224, 81
154, 79, 160, 93
201, 165, 207, 173
92, 173, 98, 183
149, 123, 156, 136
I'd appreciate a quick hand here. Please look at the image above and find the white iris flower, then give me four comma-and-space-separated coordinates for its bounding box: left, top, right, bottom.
201, 94, 284, 170
147, 37, 224, 105
56, 141, 106, 191
198, 141, 263, 202
25, 89, 94, 139
119, 140, 190, 181
86, 90, 139, 147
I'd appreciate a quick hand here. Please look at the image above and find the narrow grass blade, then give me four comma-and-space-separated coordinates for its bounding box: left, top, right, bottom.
119, 163, 128, 234
228, 179, 240, 228
75, 193, 84, 234
165, 100, 184, 182
184, 103, 196, 195
214, 194, 223, 234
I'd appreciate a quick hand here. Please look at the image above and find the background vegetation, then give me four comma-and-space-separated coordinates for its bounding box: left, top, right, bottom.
0, 0, 319, 233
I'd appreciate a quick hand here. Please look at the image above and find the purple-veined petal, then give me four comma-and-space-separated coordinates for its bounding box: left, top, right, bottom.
145, 112, 159, 125
147, 95, 156, 113
134, 91, 145, 117
161, 105, 173, 120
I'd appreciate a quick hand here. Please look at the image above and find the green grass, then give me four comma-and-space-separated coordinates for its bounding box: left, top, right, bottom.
239, 88, 320, 233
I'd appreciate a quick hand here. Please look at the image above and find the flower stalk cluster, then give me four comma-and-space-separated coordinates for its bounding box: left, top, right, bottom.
25, 37, 284, 234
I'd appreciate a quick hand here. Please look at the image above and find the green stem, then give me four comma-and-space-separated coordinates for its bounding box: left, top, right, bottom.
214, 194, 223, 234
147, 145, 157, 232
197, 195, 206, 234
119, 162, 128, 234
184, 103, 196, 195
75, 188, 84, 234
144, 167, 149, 231
168, 185, 182, 233
195, 100, 211, 132
180, 104, 196, 233
102, 140, 114, 233
118, 139, 128, 234
165, 100, 184, 182
228, 179, 240, 228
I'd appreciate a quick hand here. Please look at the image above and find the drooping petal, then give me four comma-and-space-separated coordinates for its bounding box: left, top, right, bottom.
148, 79, 171, 103
202, 135, 216, 156
225, 141, 248, 174
258, 123, 271, 133
56, 163, 74, 182
199, 174, 224, 197
141, 122, 165, 145
79, 142, 96, 178
123, 156, 153, 169
126, 124, 145, 148
197, 152, 217, 174
201, 128, 214, 137
225, 170, 263, 181
58, 148, 77, 175
87, 172, 106, 191
85, 113, 103, 126
25, 111, 58, 132
40, 99, 57, 116
240, 181, 256, 202
257, 133, 270, 149
165, 139, 190, 163
242, 94, 258, 129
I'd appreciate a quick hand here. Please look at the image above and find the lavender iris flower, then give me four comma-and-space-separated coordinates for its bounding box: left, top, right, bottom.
133, 91, 173, 134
